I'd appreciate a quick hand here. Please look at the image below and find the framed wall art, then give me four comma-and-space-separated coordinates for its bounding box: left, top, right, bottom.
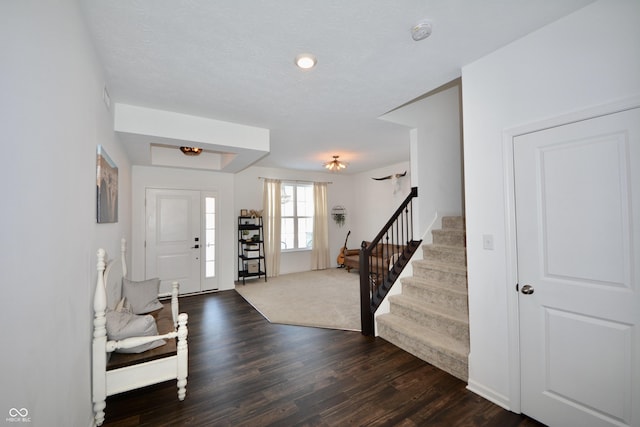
96, 145, 118, 223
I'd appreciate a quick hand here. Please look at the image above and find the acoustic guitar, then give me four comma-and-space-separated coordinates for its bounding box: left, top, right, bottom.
337, 230, 351, 267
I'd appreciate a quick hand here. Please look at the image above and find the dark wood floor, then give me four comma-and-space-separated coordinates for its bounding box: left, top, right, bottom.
102, 290, 544, 427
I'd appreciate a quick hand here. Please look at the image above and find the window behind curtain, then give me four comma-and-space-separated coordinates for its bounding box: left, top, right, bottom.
281, 183, 314, 250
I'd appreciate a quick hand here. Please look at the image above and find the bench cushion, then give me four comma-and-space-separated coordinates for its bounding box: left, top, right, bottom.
107, 303, 177, 370
105, 308, 166, 354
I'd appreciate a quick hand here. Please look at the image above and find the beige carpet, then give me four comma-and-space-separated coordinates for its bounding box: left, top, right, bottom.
235, 268, 360, 331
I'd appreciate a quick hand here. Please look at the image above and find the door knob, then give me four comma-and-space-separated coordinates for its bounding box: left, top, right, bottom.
521, 284, 534, 295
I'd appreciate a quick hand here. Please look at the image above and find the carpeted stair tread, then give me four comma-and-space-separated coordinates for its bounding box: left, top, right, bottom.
431, 229, 466, 247
423, 243, 467, 250
423, 243, 466, 250
432, 228, 466, 235
413, 259, 467, 275
422, 244, 467, 266
441, 216, 465, 230
378, 313, 469, 355
388, 294, 469, 343
377, 313, 469, 381
401, 275, 468, 296
390, 294, 469, 325
401, 276, 468, 311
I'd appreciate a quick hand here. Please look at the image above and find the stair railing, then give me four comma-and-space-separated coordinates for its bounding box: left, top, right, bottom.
360, 187, 421, 336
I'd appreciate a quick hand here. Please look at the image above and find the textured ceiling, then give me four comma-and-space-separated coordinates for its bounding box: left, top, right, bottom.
80, 0, 596, 173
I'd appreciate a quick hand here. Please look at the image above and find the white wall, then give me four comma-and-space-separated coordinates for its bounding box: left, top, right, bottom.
234, 166, 354, 274
381, 83, 464, 237
462, 0, 640, 410
1, 1, 131, 425
351, 161, 413, 245
131, 166, 236, 290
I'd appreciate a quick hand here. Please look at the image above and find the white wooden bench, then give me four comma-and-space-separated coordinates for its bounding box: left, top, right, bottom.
92, 238, 188, 426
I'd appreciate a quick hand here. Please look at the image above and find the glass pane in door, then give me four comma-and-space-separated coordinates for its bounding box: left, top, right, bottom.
205, 196, 216, 278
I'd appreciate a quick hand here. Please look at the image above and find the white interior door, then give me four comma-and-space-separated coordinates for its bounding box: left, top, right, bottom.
514, 108, 639, 427
146, 188, 201, 295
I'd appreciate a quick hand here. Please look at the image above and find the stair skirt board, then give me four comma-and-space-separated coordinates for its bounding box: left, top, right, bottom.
377, 216, 469, 383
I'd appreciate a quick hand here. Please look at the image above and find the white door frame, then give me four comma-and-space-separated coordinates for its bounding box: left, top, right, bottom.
501, 95, 640, 413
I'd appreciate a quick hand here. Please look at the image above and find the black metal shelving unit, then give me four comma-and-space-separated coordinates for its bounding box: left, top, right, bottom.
237, 216, 267, 284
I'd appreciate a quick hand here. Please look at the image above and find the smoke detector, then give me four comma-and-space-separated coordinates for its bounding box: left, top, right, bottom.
411, 21, 432, 41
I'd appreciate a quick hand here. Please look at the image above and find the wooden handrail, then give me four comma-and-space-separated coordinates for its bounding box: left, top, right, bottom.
360, 187, 421, 336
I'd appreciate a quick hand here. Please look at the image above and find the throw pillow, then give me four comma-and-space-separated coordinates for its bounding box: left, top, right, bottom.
105, 310, 166, 353
122, 277, 163, 314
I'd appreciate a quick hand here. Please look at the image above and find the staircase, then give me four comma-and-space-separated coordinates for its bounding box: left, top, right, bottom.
377, 216, 469, 382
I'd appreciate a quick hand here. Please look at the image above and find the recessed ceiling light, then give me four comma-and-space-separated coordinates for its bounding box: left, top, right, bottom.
295, 53, 317, 70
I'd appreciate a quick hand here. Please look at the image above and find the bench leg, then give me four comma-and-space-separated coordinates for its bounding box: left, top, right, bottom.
177, 377, 187, 401
94, 401, 106, 426
177, 313, 188, 401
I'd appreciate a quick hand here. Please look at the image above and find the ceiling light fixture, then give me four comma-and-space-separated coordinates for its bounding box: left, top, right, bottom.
295, 53, 317, 70
179, 146, 203, 156
411, 21, 432, 41
324, 155, 347, 172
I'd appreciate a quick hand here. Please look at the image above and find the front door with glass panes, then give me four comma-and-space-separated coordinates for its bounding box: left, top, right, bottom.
281, 183, 313, 251
145, 188, 218, 294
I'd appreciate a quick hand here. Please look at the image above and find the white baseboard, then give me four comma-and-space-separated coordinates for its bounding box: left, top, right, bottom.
466, 378, 517, 413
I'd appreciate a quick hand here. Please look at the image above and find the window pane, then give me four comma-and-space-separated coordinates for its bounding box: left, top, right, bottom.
205, 197, 215, 213
281, 217, 294, 250
297, 217, 313, 249
281, 185, 294, 216
206, 229, 215, 262
205, 213, 215, 227
297, 185, 314, 216
206, 261, 215, 277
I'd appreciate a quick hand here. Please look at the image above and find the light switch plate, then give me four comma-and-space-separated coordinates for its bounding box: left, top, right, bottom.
483, 234, 494, 250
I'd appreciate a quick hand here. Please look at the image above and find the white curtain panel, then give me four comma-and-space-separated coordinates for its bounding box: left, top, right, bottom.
262, 179, 281, 277
311, 182, 330, 270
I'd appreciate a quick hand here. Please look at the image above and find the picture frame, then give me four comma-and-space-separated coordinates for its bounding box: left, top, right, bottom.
240, 209, 249, 217
96, 145, 118, 223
